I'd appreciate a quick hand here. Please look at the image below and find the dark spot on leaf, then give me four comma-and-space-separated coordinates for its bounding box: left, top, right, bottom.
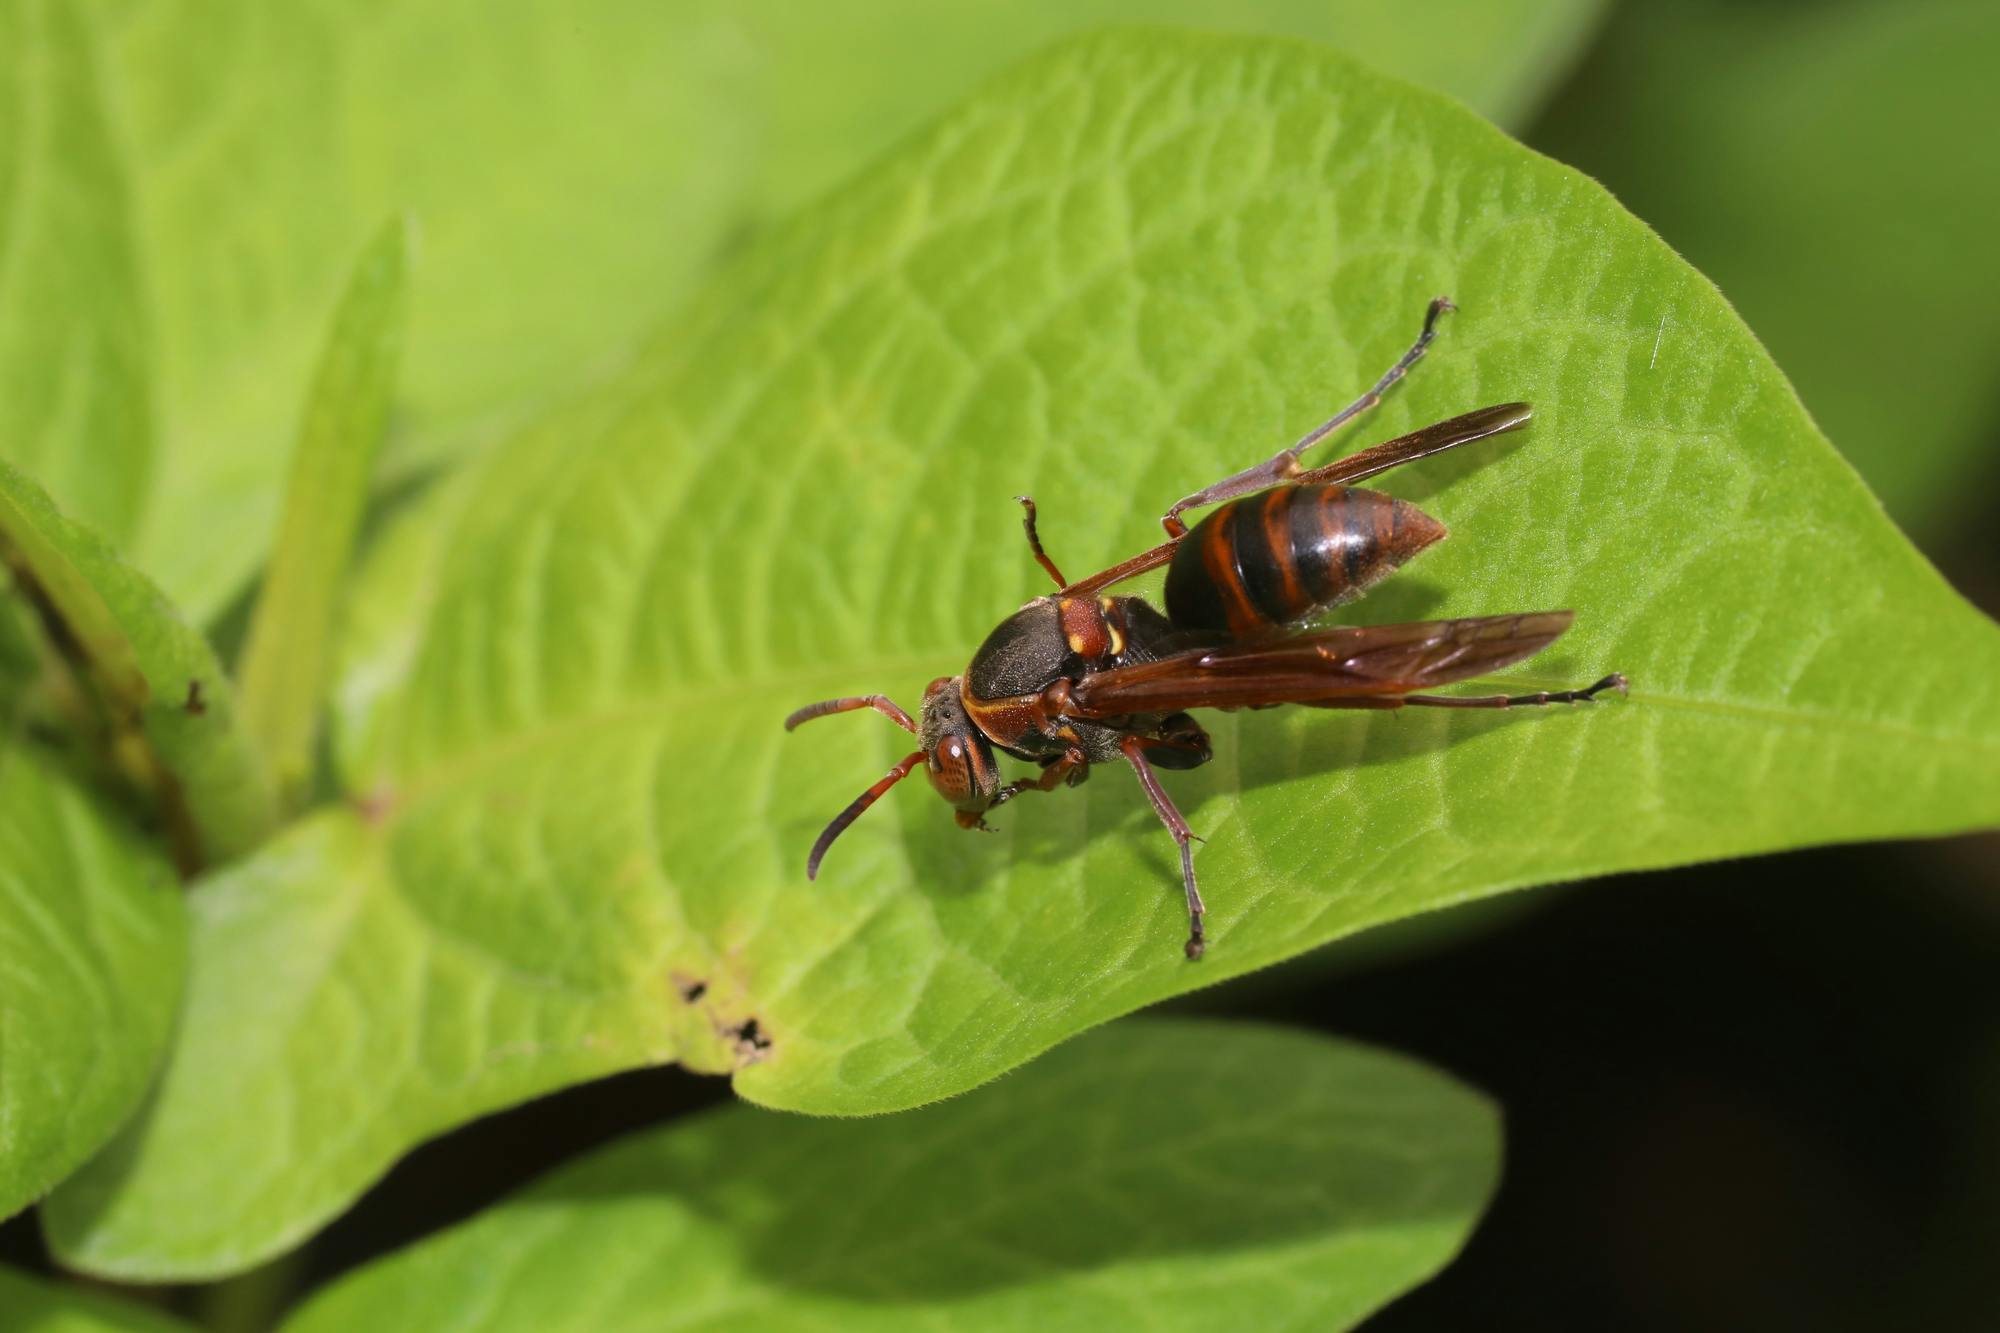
184, 679, 207, 715
673, 975, 708, 1003
724, 1017, 772, 1067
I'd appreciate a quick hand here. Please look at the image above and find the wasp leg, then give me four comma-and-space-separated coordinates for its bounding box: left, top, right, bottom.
1119, 735, 1207, 961
1014, 495, 1067, 588
991, 747, 1088, 806
1161, 296, 1454, 537
1144, 713, 1213, 770
1400, 673, 1628, 710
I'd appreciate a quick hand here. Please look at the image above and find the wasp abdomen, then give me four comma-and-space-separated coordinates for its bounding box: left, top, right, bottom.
1164, 484, 1446, 639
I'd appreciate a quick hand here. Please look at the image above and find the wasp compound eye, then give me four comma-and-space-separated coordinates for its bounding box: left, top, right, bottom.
925, 737, 974, 802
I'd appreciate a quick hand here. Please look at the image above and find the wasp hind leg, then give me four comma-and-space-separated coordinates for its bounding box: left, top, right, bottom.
1160, 296, 1454, 537
1119, 735, 1208, 961
1401, 673, 1628, 710
1144, 713, 1213, 770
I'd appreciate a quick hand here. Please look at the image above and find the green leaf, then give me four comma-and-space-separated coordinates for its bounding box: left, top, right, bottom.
50, 29, 2000, 1276
42, 806, 678, 1277
83, 0, 757, 620
741, 0, 1609, 218
0, 0, 152, 550
0, 1266, 193, 1332
1532, 0, 2000, 531
36, 0, 1603, 621
238, 218, 410, 804
0, 460, 276, 865
284, 1021, 1498, 1333
0, 746, 183, 1221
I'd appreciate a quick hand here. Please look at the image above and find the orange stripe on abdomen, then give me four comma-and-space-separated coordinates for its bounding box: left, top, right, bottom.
1201, 503, 1267, 639
1232, 487, 1314, 626
1164, 483, 1446, 639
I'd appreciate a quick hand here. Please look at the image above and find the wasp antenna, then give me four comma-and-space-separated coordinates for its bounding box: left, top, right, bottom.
785, 694, 917, 734
806, 750, 928, 879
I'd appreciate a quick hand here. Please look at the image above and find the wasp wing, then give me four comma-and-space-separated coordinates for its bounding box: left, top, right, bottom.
1291, 402, 1530, 487
1065, 611, 1574, 715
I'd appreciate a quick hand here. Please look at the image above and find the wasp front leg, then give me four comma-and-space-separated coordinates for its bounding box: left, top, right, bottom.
990, 746, 1090, 809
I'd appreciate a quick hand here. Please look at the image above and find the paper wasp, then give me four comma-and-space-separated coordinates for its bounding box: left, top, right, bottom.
788, 298, 1625, 960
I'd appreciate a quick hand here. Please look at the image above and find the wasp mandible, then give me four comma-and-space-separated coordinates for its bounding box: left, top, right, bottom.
788, 299, 1625, 960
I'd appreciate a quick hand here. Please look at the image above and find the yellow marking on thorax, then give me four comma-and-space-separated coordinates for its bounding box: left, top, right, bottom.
1100, 598, 1126, 655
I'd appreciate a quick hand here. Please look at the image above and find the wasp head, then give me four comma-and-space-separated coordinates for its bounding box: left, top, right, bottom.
918, 676, 1002, 826
784, 679, 1002, 879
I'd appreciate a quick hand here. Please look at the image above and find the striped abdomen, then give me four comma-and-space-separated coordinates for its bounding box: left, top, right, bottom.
1164, 484, 1446, 639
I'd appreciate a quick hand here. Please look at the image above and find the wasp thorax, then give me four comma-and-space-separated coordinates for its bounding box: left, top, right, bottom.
918, 677, 1001, 812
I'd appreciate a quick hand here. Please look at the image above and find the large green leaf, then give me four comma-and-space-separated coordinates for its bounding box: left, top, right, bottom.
0, 460, 275, 866
80, 0, 756, 619
284, 1021, 1498, 1333
0, 0, 151, 550
0, 1266, 192, 1332
1533, 0, 2000, 532
0, 746, 183, 1221
48, 29, 2000, 1277
740, 0, 1608, 218
24, 0, 1603, 621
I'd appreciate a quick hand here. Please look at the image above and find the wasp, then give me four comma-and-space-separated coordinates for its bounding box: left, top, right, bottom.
788, 299, 1625, 960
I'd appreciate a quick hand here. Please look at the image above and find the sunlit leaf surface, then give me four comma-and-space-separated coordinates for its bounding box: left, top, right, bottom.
46, 29, 2000, 1277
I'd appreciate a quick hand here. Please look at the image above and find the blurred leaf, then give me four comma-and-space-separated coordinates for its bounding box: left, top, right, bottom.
0, 0, 152, 549
284, 1021, 1498, 1333
0, 747, 183, 1221
30, 0, 1606, 621
1532, 0, 2000, 533
0, 597, 36, 712
82, 0, 758, 619
0, 1266, 192, 1332
47, 29, 2000, 1276
0, 461, 275, 865
742, 0, 1611, 217
238, 219, 409, 805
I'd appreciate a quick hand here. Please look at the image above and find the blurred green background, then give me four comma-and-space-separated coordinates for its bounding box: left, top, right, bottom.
3, 1, 1995, 1328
